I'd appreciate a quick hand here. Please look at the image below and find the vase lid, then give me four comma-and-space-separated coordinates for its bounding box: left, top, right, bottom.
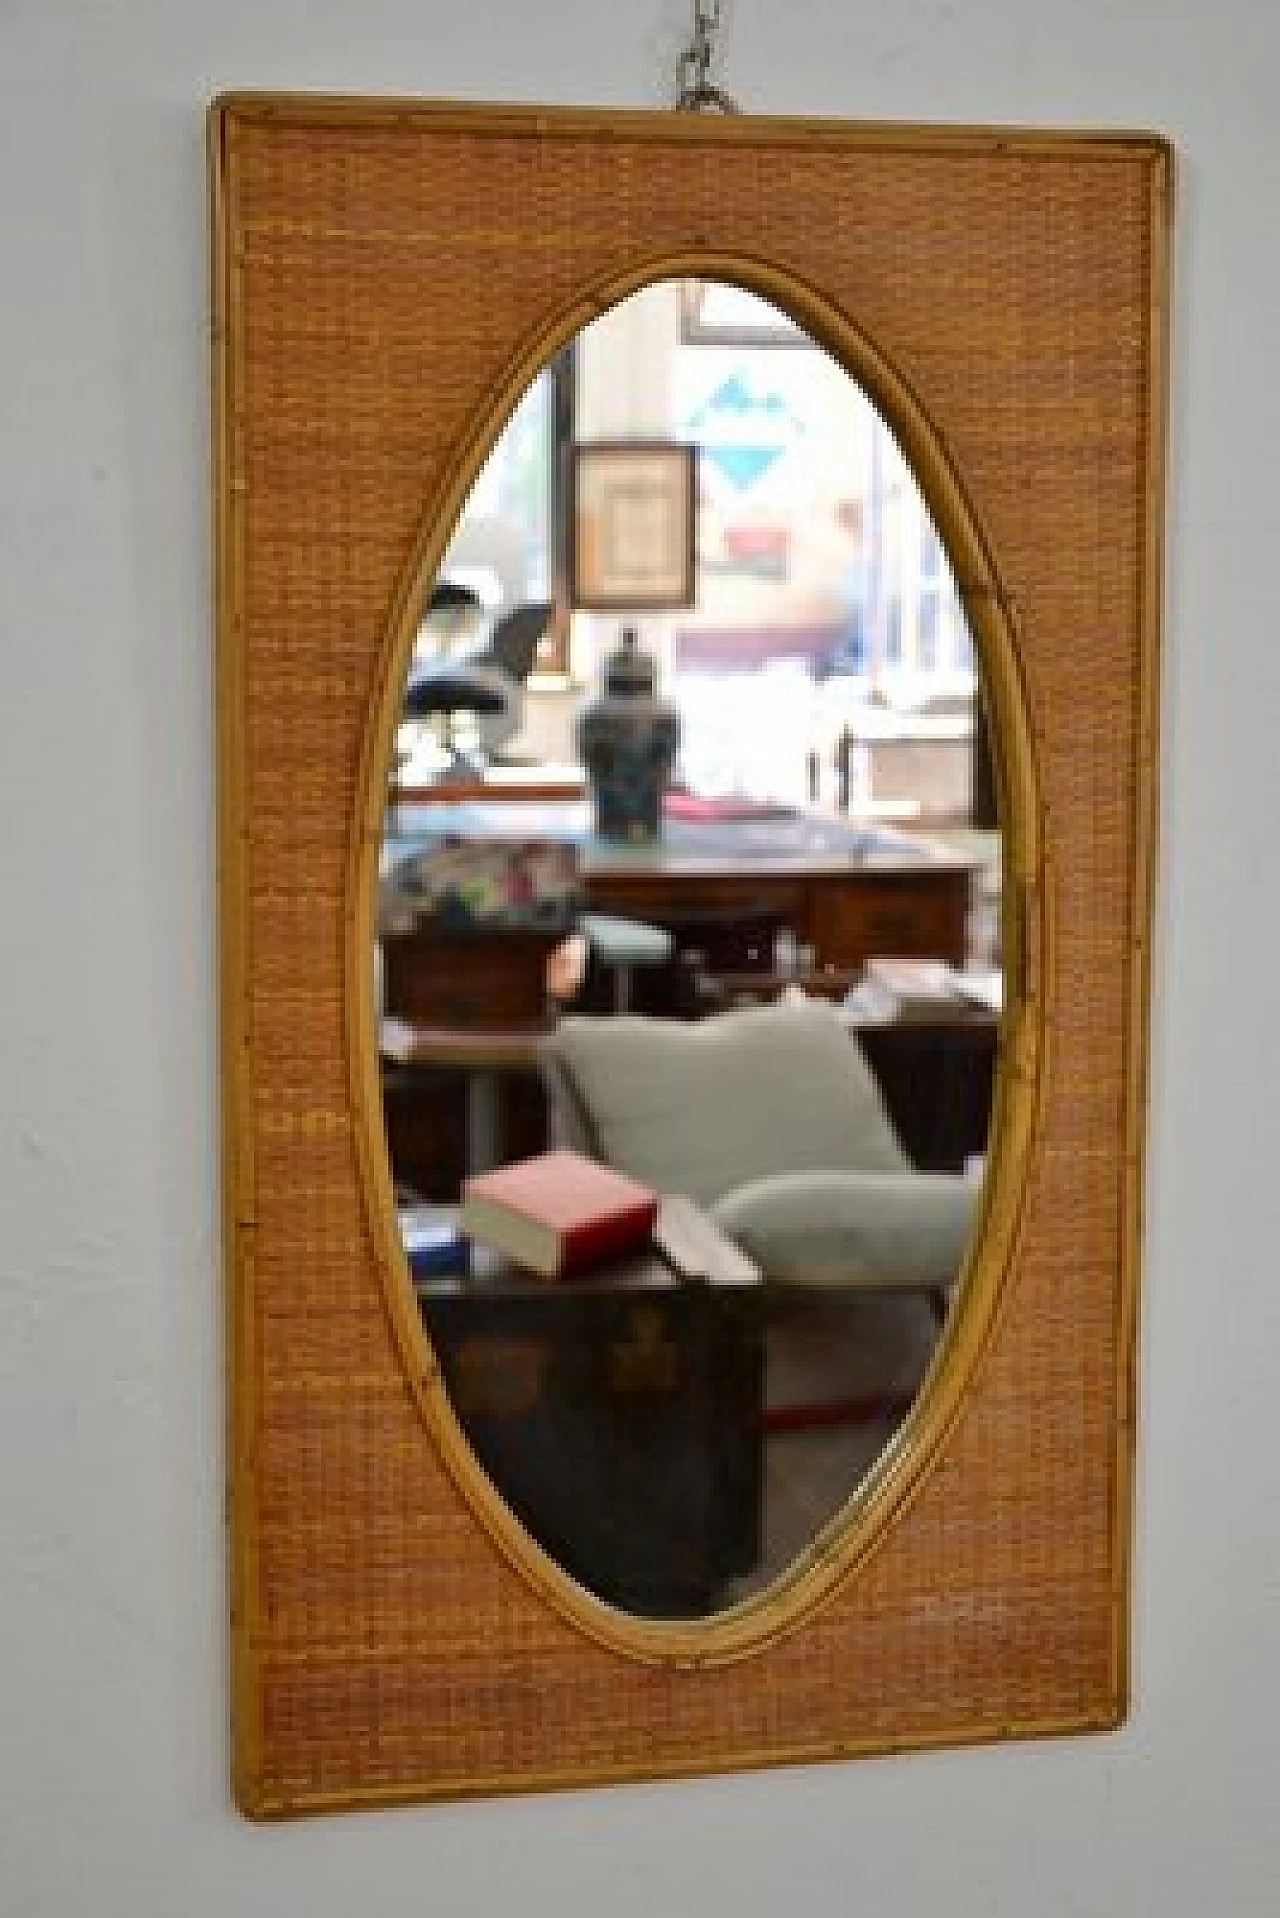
603, 627, 656, 696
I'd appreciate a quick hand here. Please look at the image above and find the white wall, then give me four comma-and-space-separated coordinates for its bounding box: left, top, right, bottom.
2, 2, 1277, 1912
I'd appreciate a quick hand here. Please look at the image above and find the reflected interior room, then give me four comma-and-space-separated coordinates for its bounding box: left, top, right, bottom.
376, 278, 1004, 1618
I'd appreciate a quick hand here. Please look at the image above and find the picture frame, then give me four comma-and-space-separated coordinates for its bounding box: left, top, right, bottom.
569, 440, 697, 609
679, 277, 810, 346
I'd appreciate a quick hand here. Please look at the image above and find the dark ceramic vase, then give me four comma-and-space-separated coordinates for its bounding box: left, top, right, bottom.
576, 628, 681, 843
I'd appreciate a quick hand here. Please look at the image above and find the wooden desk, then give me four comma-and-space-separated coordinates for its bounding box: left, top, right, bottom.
416, 1223, 765, 1616
585, 863, 970, 972
385, 797, 976, 972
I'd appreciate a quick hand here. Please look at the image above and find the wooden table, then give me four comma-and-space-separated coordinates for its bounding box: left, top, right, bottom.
381, 1014, 547, 1174
385, 797, 977, 972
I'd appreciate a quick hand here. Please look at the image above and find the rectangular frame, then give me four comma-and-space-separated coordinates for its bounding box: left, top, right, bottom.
211, 93, 1170, 1818
569, 440, 697, 610
679, 277, 810, 346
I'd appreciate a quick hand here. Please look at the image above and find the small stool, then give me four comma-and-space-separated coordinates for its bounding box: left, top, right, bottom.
578, 912, 673, 1013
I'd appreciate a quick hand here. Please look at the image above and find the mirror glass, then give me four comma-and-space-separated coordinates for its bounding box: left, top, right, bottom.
375, 278, 1002, 1619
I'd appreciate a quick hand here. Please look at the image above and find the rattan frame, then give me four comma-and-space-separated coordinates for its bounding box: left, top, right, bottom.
211, 94, 1170, 1817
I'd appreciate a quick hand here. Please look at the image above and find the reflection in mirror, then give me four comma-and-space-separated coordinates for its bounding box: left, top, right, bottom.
375, 279, 1002, 1619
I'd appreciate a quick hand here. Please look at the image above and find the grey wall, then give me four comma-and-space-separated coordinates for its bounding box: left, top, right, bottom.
2, 2, 1277, 1912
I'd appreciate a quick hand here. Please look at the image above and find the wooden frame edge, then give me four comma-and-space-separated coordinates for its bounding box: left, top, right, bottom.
209, 97, 269, 1819
246, 1697, 1130, 1821
1109, 136, 1175, 1720
209, 89, 1170, 161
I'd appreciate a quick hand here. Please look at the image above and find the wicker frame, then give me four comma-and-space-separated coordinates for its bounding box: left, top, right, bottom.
211, 94, 1171, 1818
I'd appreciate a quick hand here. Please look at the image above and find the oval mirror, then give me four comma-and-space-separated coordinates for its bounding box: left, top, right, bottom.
374, 277, 1003, 1620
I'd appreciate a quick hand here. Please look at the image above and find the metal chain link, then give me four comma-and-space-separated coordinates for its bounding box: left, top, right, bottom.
675, 0, 739, 113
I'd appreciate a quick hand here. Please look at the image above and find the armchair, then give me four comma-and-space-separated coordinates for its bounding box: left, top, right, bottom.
538, 996, 977, 1293
538, 997, 979, 1426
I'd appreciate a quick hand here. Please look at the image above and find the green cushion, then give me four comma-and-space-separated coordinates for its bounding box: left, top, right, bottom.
710, 1169, 977, 1289
548, 999, 907, 1208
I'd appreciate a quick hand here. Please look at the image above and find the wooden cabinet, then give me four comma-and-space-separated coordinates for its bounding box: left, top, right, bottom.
417, 1248, 765, 1616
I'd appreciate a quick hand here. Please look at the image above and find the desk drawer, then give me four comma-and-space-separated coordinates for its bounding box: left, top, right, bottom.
810, 872, 969, 969
381, 928, 559, 1027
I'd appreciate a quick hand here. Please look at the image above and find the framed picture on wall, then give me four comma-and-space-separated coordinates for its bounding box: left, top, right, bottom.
679, 278, 810, 346
569, 441, 697, 610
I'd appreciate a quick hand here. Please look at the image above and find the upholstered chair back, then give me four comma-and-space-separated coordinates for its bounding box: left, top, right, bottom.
539, 998, 908, 1210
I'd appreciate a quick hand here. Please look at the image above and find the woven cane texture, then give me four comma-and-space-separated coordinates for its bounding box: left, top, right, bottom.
213, 99, 1167, 1814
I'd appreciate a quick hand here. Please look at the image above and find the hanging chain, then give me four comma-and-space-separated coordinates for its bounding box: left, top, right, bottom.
675, 0, 739, 113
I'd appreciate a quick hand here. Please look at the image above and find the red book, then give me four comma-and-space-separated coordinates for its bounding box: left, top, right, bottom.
459, 1151, 659, 1278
